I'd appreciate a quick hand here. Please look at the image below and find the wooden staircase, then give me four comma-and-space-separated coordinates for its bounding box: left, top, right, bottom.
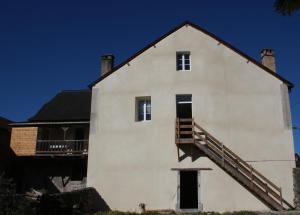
175, 118, 294, 211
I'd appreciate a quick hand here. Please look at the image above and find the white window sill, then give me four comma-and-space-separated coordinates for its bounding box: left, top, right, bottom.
136, 120, 151, 123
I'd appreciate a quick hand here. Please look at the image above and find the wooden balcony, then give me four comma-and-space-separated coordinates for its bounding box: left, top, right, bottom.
36, 139, 88, 156
10, 122, 90, 156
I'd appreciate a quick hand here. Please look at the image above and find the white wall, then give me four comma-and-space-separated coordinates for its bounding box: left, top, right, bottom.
87, 25, 295, 212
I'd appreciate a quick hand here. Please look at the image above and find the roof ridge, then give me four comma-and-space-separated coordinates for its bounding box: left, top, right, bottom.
89, 20, 293, 89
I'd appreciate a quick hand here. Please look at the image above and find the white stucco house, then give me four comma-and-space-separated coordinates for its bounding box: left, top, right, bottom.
87, 21, 295, 212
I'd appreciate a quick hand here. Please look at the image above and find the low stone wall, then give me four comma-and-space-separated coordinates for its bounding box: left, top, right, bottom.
294, 168, 300, 209
51, 176, 87, 192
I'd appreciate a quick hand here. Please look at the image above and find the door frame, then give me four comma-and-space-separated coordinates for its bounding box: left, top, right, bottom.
176, 170, 202, 212
176, 94, 193, 119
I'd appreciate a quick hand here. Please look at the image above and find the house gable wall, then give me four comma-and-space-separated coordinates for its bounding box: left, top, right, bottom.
87, 25, 295, 212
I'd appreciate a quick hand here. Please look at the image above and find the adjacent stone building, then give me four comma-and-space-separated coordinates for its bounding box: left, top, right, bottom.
10, 90, 91, 193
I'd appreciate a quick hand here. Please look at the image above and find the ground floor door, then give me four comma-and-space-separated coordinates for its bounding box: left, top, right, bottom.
179, 171, 198, 209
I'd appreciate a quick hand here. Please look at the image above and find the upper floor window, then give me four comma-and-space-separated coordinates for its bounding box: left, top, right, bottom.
136, 97, 151, 122
176, 52, 191, 71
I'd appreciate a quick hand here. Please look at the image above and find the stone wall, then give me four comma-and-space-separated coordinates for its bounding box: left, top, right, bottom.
293, 168, 300, 209
51, 176, 87, 193
10, 127, 38, 156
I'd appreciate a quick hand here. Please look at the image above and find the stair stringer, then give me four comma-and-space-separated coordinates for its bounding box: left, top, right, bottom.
196, 154, 269, 212
194, 142, 284, 211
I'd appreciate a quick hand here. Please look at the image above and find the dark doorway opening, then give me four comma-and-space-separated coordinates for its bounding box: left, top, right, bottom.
176, 95, 192, 119
75, 128, 85, 140
180, 171, 198, 209
176, 95, 192, 139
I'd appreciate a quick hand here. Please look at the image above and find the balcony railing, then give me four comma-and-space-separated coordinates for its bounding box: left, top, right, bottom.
36, 140, 88, 155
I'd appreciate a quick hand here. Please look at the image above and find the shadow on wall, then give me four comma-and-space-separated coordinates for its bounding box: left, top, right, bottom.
83, 187, 111, 213
39, 187, 110, 214
178, 145, 205, 162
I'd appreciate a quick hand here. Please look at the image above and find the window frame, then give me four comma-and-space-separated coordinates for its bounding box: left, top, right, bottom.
176, 51, 191, 71
135, 97, 151, 122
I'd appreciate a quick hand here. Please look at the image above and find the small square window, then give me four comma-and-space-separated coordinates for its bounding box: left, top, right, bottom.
136, 97, 151, 122
176, 52, 191, 71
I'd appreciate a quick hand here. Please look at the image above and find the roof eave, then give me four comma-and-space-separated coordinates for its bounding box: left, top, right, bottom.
10, 121, 90, 127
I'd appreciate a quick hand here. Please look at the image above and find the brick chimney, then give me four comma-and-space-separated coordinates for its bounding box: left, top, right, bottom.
101, 54, 114, 76
260, 49, 276, 72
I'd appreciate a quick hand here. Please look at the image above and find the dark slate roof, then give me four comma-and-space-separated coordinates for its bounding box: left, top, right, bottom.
89, 20, 293, 89
29, 90, 91, 122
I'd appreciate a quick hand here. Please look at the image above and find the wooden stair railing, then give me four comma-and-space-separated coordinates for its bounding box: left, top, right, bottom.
175, 118, 294, 211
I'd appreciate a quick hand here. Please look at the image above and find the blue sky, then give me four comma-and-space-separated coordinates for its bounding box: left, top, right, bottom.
1, 0, 300, 151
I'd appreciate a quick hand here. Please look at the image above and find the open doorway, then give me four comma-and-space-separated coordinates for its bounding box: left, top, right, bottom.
176, 95, 192, 139
179, 170, 199, 209
176, 95, 192, 119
